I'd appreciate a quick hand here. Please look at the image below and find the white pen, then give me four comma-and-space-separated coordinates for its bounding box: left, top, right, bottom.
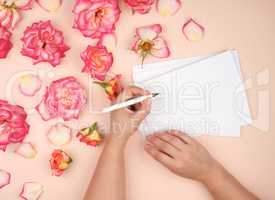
102, 93, 159, 113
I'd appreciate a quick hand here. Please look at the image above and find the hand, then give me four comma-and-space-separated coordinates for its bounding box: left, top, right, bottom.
145, 130, 221, 182
110, 86, 151, 143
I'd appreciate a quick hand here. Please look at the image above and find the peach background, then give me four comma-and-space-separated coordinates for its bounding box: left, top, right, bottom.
0, 0, 275, 199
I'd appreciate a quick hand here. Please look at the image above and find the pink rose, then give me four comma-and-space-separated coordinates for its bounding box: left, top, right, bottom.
131, 24, 170, 63
81, 45, 113, 81
72, 0, 120, 39
20, 20, 70, 67
125, 0, 155, 14
36, 76, 87, 121
0, 24, 13, 58
0, 100, 30, 152
0, 0, 33, 30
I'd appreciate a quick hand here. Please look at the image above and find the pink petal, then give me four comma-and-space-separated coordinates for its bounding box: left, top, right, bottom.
10, 9, 22, 30
0, 144, 7, 151
36, 0, 63, 12
0, 132, 10, 145
18, 74, 42, 97
136, 24, 162, 41
19, 182, 44, 200
14, 0, 33, 10
35, 100, 53, 121
0, 169, 11, 189
182, 18, 205, 42
47, 123, 72, 147
14, 142, 37, 159
151, 37, 170, 58
72, 0, 92, 14
156, 0, 181, 16
97, 33, 117, 53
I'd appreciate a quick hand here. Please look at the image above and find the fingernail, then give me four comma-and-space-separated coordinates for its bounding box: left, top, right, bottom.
144, 143, 151, 149
146, 135, 153, 141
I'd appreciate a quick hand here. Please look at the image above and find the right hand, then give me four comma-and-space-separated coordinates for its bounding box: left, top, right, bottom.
145, 130, 222, 182
110, 86, 151, 142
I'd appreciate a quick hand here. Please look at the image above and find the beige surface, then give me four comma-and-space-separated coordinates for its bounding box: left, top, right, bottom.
0, 0, 275, 199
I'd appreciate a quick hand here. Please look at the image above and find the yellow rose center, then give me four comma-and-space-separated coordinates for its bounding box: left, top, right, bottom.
91, 8, 106, 26
139, 41, 153, 52
1, 1, 16, 9
57, 89, 73, 106
95, 8, 105, 18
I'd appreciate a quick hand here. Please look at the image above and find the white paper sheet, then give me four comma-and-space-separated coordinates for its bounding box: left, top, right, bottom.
133, 50, 252, 125
133, 50, 252, 137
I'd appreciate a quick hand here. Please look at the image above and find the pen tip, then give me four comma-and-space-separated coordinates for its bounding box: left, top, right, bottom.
152, 93, 159, 97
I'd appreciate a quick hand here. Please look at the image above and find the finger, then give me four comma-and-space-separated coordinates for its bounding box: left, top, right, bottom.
144, 143, 175, 168
146, 134, 179, 158
123, 86, 147, 100
134, 97, 151, 117
155, 132, 187, 150
169, 130, 195, 145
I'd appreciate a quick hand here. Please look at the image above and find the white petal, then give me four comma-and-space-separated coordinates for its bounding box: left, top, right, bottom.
182, 18, 205, 42
18, 74, 42, 97
36, 0, 63, 12
156, 0, 181, 17
14, 142, 37, 159
20, 182, 44, 200
98, 33, 117, 53
35, 100, 52, 121
136, 24, 162, 41
47, 123, 72, 146
0, 169, 11, 189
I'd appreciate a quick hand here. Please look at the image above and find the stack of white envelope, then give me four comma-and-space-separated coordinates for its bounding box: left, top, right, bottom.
132, 50, 252, 137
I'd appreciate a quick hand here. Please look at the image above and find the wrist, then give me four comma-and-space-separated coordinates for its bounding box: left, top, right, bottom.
106, 133, 130, 148
200, 161, 227, 186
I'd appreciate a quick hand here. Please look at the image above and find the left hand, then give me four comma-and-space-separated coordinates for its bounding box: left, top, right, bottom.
145, 130, 221, 182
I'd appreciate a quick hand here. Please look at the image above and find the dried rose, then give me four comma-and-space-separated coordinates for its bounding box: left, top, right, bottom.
94, 74, 123, 102
77, 122, 103, 147
49, 149, 72, 176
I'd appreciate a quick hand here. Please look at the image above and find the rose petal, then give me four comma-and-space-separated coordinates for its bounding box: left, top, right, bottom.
36, 0, 63, 12
14, 0, 33, 10
97, 33, 117, 53
72, 0, 92, 14
0, 144, 7, 152
0, 169, 11, 189
151, 37, 170, 58
14, 142, 37, 159
35, 100, 53, 121
182, 18, 205, 42
136, 24, 162, 41
19, 182, 44, 200
19, 74, 42, 97
0, 132, 10, 145
47, 123, 72, 147
156, 0, 181, 17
